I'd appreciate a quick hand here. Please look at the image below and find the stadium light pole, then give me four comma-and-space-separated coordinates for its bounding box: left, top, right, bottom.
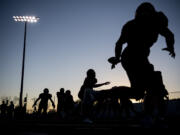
13, 16, 39, 108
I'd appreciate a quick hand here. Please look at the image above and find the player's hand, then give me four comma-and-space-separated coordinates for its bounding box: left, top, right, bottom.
108, 57, 121, 69
162, 48, 175, 58
111, 64, 116, 69
104, 82, 110, 85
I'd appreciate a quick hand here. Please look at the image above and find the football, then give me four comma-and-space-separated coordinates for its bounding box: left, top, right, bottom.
108, 57, 120, 64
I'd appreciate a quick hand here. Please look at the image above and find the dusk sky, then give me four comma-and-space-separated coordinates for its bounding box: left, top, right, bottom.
0, 0, 180, 108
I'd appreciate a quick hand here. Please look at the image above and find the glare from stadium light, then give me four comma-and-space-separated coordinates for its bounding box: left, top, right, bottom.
13, 16, 39, 23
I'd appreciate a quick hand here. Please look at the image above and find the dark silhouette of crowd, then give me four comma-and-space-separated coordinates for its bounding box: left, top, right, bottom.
0, 86, 139, 122
56, 88, 75, 119
0, 100, 14, 120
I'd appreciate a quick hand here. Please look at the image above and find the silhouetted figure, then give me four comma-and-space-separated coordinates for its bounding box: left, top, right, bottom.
57, 88, 65, 117
33, 88, 55, 114
7, 101, 14, 119
93, 97, 107, 120
119, 98, 136, 118
0, 101, 7, 118
100, 97, 119, 120
143, 71, 169, 118
110, 2, 175, 99
64, 90, 74, 119
109, 2, 175, 118
79, 69, 110, 123
101, 86, 137, 119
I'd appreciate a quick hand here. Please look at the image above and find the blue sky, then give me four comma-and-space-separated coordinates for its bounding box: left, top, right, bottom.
0, 0, 180, 107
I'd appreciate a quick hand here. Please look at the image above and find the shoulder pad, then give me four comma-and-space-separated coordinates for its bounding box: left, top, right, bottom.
157, 11, 168, 27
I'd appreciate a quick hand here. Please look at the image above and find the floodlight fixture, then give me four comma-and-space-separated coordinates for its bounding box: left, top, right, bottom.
13, 15, 39, 108
13, 16, 39, 23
